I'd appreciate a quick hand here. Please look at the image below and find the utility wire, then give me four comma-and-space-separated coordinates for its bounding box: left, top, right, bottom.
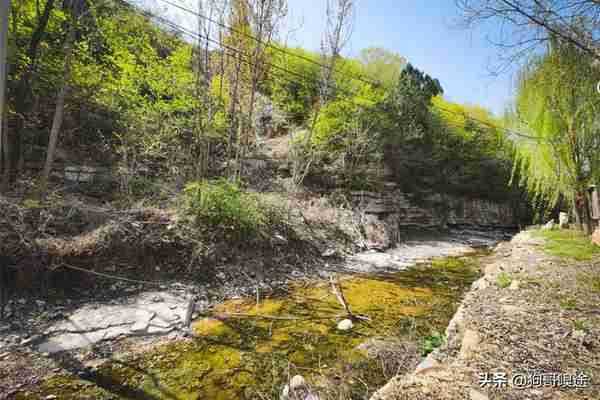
435, 106, 551, 142
152, 0, 382, 87
127, 2, 370, 107
124, 0, 545, 143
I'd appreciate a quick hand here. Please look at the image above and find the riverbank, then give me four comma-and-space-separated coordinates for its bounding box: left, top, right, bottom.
0, 220, 505, 399
371, 229, 600, 400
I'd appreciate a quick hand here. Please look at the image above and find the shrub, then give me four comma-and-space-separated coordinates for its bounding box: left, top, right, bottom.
421, 331, 445, 356
559, 297, 577, 310
183, 178, 272, 235
129, 176, 160, 198
496, 272, 512, 288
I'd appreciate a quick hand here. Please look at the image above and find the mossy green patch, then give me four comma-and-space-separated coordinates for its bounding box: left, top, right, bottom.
496, 272, 512, 288
20, 255, 482, 400
532, 229, 600, 261
192, 318, 237, 339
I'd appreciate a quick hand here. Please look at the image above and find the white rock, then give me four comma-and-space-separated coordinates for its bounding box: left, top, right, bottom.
415, 355, 440, 374
509, 280, 520, 290
322, 249, 336, 257
337, 319, 353, 331
559, 212, 569, 229
543, 220, 555, 230
290, 375, 306, 390
280, 384, 290, 400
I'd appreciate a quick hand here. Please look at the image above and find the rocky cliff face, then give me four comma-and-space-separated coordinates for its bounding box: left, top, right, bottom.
347, 182, 517, 249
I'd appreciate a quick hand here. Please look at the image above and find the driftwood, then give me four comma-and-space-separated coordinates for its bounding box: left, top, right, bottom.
329, 275, 353, 317
329, 275, 370, 322
184, 297, 196, 328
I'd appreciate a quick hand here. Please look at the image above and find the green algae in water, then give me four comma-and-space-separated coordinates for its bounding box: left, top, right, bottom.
21, 255, 481, 400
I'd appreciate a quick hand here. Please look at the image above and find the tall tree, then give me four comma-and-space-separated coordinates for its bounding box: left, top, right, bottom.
292, 0, 354, 185
358, 47, 406, 87
40, 0, 90, 199
0, 0, 10, 192
510, 37, 600, 233
380, 63, 443, 187
7, 0, 56, 188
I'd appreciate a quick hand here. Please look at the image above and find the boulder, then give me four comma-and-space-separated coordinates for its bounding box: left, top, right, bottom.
543, 220, 555, 230
337, 319, 353, 331
281, 375, 318, 400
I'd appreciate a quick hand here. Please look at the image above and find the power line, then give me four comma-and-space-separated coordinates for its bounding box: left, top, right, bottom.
125, 0, 543, 143
125, 1, 372, 109
435, 105, 551, 142
152, 0, 381, 87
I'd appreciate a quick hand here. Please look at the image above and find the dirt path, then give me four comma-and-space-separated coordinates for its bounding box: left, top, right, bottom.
371, 230, 600, 400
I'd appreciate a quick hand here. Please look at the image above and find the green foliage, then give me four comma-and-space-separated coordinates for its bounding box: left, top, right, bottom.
532, 229, 600, 261
572, 319, 587, 331
559, 297, 577, 310
496, 272, 512, 288
312, 82, 385, 156
129, 176, 161, 198
359, 47, 407, 87
269, 47, 321, 124
183, 178, 271, 235
421, 331, 445, 357
9, 0, 524, 211
430, 96, 516, 200
592, 276, 600, 294
380, 64, 443, 176
509, 39, 600, 211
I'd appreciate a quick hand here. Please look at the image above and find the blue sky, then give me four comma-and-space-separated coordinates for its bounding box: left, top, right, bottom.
282, 0, 517, 115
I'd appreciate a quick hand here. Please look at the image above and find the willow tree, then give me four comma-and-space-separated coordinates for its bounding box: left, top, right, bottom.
511, 37, 600, 233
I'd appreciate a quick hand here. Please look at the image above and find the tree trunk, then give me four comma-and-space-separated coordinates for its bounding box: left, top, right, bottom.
10, 0, 55, 186
1, 108, 8, 192
0, 0, 10, 192
583, 191, 593, 235
573, 193, 584, 231
40, 7, 76, 199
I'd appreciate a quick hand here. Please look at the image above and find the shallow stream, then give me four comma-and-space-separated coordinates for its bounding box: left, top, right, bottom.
17, 249, 489, 400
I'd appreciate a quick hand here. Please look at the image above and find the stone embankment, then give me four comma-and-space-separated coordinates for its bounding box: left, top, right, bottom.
348, 183, 517, 250
371, 231, 599, 400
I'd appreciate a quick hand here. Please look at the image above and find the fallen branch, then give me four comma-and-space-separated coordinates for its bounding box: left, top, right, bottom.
184, 297, 196, 329
329, 275, 353, 317
329, 275, 371, 322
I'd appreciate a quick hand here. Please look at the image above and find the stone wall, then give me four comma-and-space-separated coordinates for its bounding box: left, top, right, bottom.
347, 182, 517, 249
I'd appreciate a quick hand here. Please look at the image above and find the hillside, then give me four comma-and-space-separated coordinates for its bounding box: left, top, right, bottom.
4, 0, 600, 400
